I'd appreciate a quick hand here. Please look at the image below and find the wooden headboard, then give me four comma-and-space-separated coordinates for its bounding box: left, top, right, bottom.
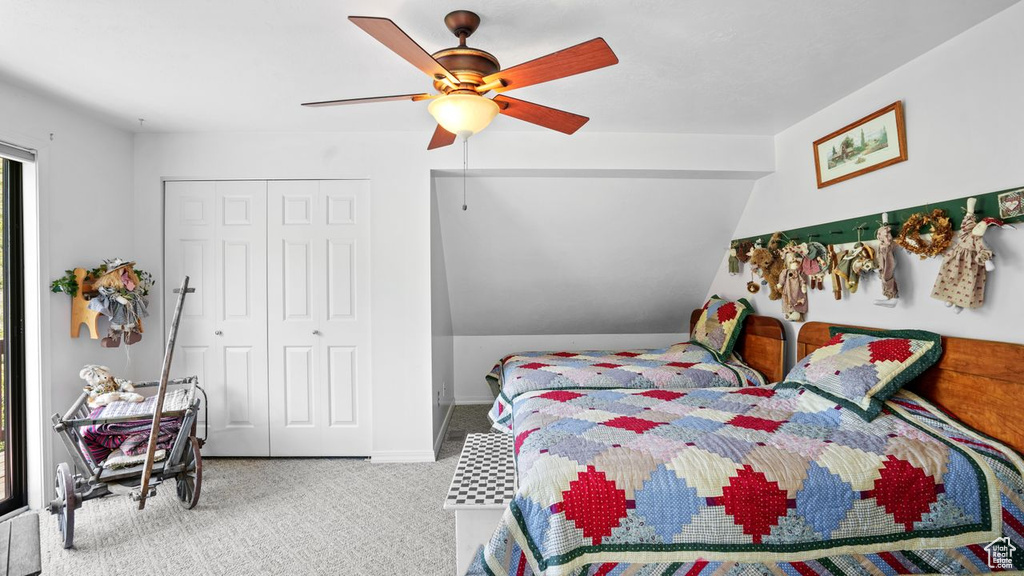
798, 322, 1024, 455
689, 310, 786, 383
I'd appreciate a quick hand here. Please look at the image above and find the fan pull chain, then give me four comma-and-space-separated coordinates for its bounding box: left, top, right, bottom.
462, 138, 468, 211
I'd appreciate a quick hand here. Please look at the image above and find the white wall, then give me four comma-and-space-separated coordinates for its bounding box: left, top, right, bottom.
0, 77, 135, 507
707, 2, 1024, 368
434, 175, 756, 336
454, 333, 688, 404
430, 179, 455, 451
133, 130, 773, 460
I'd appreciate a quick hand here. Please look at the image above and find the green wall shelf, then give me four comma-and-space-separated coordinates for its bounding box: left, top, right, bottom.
732, 185, 1024, 247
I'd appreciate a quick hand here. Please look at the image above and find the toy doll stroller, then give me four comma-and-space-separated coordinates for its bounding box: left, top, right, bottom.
48, 277, 205, 549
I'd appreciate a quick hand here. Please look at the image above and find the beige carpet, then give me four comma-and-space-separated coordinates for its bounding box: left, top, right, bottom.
40, 405, 491, 576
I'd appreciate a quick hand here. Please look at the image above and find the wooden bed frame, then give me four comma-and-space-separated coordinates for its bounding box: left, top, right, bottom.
689, 310, 786, 383
798, 322, 1024, 456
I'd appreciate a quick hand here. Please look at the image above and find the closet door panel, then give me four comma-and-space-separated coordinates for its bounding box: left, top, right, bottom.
327, 345, 356, 425
165, 180, 269, 457
223, 345, 255, 426
210, 180, 269, 455
318, 180, 371, 454
164, 181, 216, 353
269, 179, 371, 456
165, 182, 219, 438
326, 240, 355, 320
267, 181, 323, 455
283, 346, 315, 426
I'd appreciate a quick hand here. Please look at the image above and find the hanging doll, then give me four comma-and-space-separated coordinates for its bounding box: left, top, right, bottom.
874, 213, 899, 307
801, 241, 831, 290
88, 260, 151, 347
833, 241, 875, 295
727, 243, 740, 275
931, 197, 1014, 312
827, 244, 843, 300
777, 251, 808, 322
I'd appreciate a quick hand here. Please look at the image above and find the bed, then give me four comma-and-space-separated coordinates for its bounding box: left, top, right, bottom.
486, 311, 786, 432
469, 321, 1024, 575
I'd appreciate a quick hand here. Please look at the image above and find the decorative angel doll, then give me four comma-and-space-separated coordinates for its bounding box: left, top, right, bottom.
931, 198, 1014, 312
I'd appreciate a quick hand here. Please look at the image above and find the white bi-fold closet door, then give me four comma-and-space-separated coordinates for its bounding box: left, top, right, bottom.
164, 180, 270, 456
267, 180, 371, 456
164, 179, 371, 457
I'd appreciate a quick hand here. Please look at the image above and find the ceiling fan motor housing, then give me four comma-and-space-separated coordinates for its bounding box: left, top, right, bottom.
431, 47, 500, 92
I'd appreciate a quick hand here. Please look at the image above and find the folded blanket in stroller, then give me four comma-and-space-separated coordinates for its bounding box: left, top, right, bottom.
80, 390, 189, 464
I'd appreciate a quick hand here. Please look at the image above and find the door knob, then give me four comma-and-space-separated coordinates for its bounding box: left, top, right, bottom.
312, 330, 321, 335
214, 330, 223, 336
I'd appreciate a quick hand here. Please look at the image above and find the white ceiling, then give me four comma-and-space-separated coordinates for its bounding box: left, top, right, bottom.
434, 175, 755, 335
0, 1, 1015, 135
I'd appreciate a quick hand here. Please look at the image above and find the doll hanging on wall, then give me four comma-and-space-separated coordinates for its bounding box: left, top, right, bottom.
801, 241, 830, 290
727, 243, 741, 275
88, 259, 152, 347
833, 241, 875, 295
777, 251, 808, 322
931, 197, 1014, 312
874, 213, 899, 308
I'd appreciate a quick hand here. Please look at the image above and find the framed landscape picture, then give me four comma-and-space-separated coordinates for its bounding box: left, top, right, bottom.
813, 101, 907, 188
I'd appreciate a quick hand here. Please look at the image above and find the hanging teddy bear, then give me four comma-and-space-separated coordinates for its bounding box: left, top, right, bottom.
80, 364, 143, 408
777, 250, 808, 322
735, 241, 753, 266
748, 232, 786, 300
931, 197, 1014, 312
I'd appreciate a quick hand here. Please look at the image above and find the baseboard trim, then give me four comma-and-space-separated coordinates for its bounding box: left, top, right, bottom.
433, 402, 456, 459
455, 398, 495, 405
370, 450, 437, 464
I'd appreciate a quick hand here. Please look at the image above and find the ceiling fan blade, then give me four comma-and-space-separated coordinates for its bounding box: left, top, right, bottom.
301, 93, 432, 107
427, 125, 457, 150
484, 38, 618, 93
493, 95, 589, 135
349, 16, 459, 85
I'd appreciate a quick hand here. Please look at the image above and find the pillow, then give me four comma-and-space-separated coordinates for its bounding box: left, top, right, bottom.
781, 326, 942, 421
690, 295, 753, 361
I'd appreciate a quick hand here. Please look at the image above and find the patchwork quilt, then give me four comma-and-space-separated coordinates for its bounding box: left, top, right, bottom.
487, 342, 765, 433
470, 386, 1024, 575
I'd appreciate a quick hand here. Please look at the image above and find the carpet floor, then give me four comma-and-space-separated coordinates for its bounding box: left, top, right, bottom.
40, 404, 492, 576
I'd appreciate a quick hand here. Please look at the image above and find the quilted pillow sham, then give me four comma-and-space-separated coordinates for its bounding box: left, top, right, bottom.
690, 295, 752, 361
780, 326, 942, 421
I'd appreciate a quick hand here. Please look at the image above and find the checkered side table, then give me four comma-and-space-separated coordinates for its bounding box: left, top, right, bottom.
444, 433, 515, 574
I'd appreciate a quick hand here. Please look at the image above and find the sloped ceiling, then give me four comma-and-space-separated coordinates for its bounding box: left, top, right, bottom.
434, 174, 755, 335
0, 1, 1016, 134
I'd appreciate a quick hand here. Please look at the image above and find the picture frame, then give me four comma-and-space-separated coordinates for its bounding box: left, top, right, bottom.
813, 101, 907, 188
998, 188, 1024, 219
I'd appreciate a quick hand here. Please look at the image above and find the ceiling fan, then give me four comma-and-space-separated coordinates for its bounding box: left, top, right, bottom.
301, 10, 618, 150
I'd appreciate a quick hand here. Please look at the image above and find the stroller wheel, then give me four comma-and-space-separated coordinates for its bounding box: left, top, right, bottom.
176, 436, 202, 509
55, 462, 76, 549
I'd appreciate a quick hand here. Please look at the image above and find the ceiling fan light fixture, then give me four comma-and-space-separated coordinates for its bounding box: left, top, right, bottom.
428, 93, 499, 139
